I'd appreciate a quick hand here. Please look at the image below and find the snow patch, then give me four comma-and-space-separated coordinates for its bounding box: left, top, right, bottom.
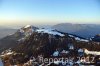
1, 49, 13, 57
61, 50, 69, 54
53, 51, 59, 56
69, 34, 89, 42
37, 29, 64, 36
75, 37, 89, 42
24, 25, 31, 28
85, 49, 100, 55
78, 49, 84, 52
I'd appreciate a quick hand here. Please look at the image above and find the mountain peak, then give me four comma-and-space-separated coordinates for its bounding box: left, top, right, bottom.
24, 25, 31, 28
19, 25, 38, 34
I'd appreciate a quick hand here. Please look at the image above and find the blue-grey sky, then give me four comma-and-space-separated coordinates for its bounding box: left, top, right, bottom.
0, 0, 100, 27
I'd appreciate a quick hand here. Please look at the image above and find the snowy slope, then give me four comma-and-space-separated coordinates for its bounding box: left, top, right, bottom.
18, 25, 89, 42
85, 49, 100, 55
24, 25, 31, 28
69, 34, 89, 42
36, 28, 89, 42
37, 29, 64, 36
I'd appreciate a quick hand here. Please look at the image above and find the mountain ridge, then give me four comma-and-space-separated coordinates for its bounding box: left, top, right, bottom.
52, 23, 100, 38
1, 25, 100, 66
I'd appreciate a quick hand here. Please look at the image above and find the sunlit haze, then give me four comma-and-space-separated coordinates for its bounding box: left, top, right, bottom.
0, 0, 100, 28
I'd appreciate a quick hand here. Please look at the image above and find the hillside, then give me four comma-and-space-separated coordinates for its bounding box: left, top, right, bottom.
1, 28, 100, 66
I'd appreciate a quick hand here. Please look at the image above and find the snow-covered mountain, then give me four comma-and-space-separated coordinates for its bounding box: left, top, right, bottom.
1, 25, 100, 66
19, 25, 38, 36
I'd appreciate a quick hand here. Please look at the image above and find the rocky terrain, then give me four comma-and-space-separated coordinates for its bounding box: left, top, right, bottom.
0, 25, 38, 53
0, 25, 100, 66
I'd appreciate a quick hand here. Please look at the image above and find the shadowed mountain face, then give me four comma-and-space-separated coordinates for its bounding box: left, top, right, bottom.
1, 27, 100, 66
0, 25, 100, 66
52, 23, 100, 38
0, 25, 38, 53
0, 24, 100, 54
92, 34, 100, 42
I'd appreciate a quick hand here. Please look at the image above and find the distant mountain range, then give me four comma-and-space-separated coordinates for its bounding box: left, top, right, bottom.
0, 27, 17, 39
52, 23, 100, 38
1, 23, 100, 39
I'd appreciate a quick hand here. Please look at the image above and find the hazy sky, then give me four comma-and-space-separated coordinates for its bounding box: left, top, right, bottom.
0, 0, 100, 27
